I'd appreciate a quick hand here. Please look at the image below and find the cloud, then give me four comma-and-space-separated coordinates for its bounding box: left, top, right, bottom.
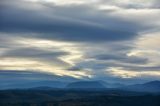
1, 0, 159, 42
128, 31, 160, 66
0, 0, 160, 84
106, 67, 160, 79
93, 54, 148, 64
1, 48, 68, 58
25, 0, 160, 9
0, 34, 91, 79
100, 0, 160, 9
0, 0, 144, 42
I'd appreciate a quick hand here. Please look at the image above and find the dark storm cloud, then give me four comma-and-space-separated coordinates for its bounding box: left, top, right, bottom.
0, 0, 139, 42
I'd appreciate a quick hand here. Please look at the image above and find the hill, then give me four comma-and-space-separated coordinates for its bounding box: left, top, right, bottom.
123, 80, 160, 92
66, 81, 106, 89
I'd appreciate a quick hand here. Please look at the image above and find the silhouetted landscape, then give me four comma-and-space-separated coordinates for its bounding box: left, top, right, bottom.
0, 80, 160, 106
0, 89, 160, 106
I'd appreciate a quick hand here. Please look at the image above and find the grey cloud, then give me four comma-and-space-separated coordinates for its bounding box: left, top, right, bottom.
100, 0, 160, 9
0, 0, 140, 42
0, 47, 71, 67
153, 0, 160, 8
67, 66, 82, 71
123, 66, 160, 72
94, 54, 148, 64
1, 48, 68, 58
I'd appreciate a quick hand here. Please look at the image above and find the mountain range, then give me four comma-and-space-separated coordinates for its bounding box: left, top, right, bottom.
1, 80, 160, 92
66, 81, 106, 89
122, 80, 160, 92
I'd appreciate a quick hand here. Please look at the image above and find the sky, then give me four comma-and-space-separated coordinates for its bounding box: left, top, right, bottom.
0, 0, 160, 85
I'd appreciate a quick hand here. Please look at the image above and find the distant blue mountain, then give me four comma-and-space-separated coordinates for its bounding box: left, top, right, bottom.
99, 81, 125, 88
66, 81, 106, 89
0, 81, 67, 90
2, 79, 160, 93
122, 80, 160, 92
29, 86, 55, 90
